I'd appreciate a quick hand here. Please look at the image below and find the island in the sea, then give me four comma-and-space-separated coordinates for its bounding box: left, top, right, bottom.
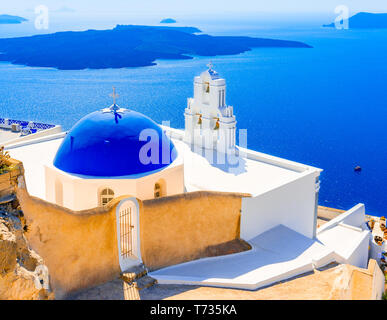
160, 18, 177, 24
0, 14, 28, 24
323, 12, 387, 29
0, 25, 312, 70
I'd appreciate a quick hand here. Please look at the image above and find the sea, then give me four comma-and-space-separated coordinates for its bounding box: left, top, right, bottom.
0, 15, 386, 216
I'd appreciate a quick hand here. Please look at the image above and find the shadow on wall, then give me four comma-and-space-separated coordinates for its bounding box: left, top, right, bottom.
188, 144, 248, 176
140, 191, 251, 271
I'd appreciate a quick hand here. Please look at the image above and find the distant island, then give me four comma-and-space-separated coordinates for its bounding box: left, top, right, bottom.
160, 18, 177, 24
0, 25, 312, 70
323, 12, 387, 29
0, 14, 28, 24
116, 24, 202, 34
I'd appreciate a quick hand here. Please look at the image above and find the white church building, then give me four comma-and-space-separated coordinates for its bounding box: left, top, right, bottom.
6, 66, 373, 291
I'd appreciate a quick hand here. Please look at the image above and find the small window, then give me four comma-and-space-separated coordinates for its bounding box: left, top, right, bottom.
197, 114, 202, 125
154, 183, 161, 198
154, 180, 166, 198
100, 188, 114, 206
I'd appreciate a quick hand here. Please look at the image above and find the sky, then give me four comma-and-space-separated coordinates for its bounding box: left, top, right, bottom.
1, 0, 387, 37
2, 0, 387, 16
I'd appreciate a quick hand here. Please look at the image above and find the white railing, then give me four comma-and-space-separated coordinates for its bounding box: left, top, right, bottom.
4, 130, 66, 150
317, 203, 366, 235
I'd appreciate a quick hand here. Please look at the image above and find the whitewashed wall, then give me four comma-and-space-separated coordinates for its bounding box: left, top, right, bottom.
45, 163, 184, 211
344, 230, 370, 269
240, 171, 317, 240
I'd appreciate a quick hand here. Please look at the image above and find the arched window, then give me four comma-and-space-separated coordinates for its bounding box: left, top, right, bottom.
204, 81, 210, 93
100, 188, 114, 206
154, 183, 161, 198
154, 179, 166, 198
197, 114, 202, 125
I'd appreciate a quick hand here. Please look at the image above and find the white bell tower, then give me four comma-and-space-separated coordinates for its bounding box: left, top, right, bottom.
184, 64, 236, 154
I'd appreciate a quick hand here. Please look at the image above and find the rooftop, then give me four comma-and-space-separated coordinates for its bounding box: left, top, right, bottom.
168, 126, 321, 197
0, 118, 61, 148
6, 125, 321, 202
149, 224, 335, 290
7, 134, 64, 199
0, 129, 22, 144
177, 140, 307, 197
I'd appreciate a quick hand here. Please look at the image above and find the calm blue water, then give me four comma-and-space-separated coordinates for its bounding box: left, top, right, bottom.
0, 23, 386, 216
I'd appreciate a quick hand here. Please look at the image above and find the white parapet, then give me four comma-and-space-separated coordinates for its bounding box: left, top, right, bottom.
317, 204, 371, 269
3, 125, 63, 148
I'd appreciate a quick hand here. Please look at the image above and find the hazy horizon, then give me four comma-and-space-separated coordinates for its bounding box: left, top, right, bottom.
2, 0, 387, 17
2, 0, 387, 38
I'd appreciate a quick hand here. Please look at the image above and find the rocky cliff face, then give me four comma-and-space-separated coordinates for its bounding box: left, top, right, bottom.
0, 199, 54, 300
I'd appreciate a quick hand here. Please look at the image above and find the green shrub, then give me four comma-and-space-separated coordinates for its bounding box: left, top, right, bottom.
0, 146, 11, 174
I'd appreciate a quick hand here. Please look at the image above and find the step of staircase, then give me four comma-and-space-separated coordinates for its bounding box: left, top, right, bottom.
121, 264, 158, 298
134, 275, 157, 291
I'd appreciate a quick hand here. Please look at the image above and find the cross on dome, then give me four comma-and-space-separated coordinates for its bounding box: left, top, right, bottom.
102, 87, 127, 116
110, 87, 119, 105
207, 62, 213, 71
108, 87, 122, 115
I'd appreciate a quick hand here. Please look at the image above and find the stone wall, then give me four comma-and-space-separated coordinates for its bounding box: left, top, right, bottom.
16, 177, 121, 297
15, 175, 250, 296
0, 203, 53, 300
328, 259, 385, 300
0, 158, 53, 300
139, 191, 249, 270
0, 158, 24, 198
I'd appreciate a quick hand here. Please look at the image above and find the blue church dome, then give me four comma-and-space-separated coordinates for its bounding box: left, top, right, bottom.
54, 106, 177, 177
